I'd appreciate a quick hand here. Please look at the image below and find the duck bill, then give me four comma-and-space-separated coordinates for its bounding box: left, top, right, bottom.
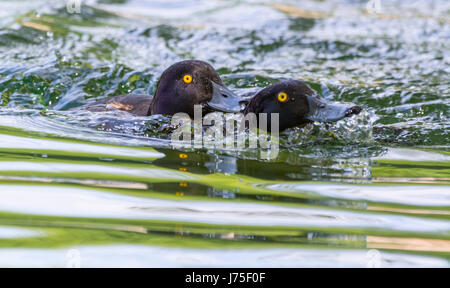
305, 95, 362, 122
207, 81, 243, 113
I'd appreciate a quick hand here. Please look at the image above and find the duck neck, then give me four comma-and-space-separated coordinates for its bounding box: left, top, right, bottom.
150, 92, 195, 117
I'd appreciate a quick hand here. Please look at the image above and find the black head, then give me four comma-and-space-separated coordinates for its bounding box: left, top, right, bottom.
150, 60, 241, 117
244, 80, 362, 131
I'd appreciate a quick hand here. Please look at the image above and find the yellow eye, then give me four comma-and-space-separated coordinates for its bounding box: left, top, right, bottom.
277, 92, 288, 103
183, 74, 193, 84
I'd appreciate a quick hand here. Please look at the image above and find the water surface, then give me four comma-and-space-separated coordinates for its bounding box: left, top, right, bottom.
0, 0, 448, 267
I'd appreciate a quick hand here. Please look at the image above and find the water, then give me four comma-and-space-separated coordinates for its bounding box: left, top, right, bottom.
0, 0, 448, 267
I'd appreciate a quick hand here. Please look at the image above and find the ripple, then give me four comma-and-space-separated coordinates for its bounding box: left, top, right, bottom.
0, 185, 448, 233
374, 148, 450, 162
0, 245, 447, 268
0, 162, 194, 181
264, 183, 450, 207
0, 134, 164, 159
0, 226, 41, 239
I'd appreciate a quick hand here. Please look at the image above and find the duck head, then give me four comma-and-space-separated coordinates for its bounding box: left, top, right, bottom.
150, 60, 242, 117
243, 80, 362, 131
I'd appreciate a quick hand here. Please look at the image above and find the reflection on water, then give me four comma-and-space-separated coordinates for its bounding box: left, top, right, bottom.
1, 245, 448, 268
0, 0, 448, 267
0, 226, 41, 239
0, 128, 447, 267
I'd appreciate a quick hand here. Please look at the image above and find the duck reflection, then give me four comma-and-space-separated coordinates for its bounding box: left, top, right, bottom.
152, 148, 371, 182
149, 148, 371, 213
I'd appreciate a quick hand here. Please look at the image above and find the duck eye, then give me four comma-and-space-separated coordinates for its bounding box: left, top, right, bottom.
277, 92, 288, 103
183, 74, 193, 84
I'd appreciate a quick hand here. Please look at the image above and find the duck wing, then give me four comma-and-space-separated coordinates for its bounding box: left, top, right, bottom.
73, 94, 153, 116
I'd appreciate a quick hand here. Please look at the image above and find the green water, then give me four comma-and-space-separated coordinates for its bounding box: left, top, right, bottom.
0, 0, 448, 267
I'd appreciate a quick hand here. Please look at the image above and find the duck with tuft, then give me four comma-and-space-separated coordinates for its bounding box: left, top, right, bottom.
76, 60, 244, 117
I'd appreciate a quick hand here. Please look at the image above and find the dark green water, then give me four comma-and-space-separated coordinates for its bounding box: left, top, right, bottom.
0, 0, 448, 267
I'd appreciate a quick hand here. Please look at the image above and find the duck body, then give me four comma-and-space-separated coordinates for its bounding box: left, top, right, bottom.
80, 94, 152, 116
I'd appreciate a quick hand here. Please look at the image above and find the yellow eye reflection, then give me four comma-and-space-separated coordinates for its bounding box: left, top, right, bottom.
277, 92, 288, 103
183, 74, 193, 84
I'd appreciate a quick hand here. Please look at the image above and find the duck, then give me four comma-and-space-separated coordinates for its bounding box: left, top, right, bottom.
75, 60, 243, 117
77, 61, 362, 132
243, 79, 362, 131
